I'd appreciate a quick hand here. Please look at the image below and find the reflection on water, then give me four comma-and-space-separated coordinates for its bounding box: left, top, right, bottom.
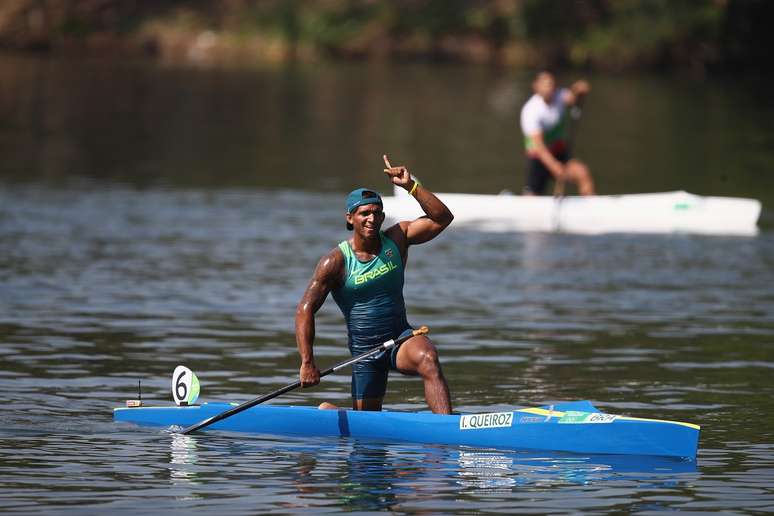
168, 432, 201, 488
157, 433, 699, 513
455, 450, 696, 491
0, 53, 772, 213
458, 450, 520, 490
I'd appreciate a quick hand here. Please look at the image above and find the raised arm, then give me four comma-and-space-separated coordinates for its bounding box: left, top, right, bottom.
563, 79, 590, 106
295, 248, 343, 387
383, 154, 453, 246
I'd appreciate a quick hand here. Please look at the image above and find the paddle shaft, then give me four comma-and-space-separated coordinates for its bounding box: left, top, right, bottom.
181, 326, 428, 434
552, 106, 582, 199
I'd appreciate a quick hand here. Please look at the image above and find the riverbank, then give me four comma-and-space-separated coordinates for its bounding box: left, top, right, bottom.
0, 1, 770, 73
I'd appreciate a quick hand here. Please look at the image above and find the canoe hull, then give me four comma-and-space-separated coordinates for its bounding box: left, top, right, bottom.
382, 190, 761, 236
114, 400, 700, 459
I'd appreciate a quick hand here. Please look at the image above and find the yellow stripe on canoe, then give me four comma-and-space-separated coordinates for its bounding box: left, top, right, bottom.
515, 407, 700, 430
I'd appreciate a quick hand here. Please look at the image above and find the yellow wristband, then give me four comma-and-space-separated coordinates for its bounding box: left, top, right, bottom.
409, 180, 420, 197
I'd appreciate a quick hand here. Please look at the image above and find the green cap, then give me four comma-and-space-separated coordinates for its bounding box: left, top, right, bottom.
345, 188, 382, 230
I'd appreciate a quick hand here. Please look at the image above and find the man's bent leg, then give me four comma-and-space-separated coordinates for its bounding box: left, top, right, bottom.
566, 159, 595, 196
524, 158, 552, 196
395, 336, 452, 414
351, 359, 389, 411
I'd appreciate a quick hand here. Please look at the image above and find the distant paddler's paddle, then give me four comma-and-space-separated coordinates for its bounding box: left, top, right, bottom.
553, 105, 582, 200
552, 101, 584, 229
181, 326, 429, 435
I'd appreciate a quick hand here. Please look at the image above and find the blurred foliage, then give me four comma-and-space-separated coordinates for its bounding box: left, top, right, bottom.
0, 0, 771, 72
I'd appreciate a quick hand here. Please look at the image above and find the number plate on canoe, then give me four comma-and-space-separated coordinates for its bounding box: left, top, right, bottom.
459, 412, 513, 430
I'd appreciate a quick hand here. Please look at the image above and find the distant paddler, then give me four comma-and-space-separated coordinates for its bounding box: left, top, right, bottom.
520, 71, 595, 196
295, 155, 454, 414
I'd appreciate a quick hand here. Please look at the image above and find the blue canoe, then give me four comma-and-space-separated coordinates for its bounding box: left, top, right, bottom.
114, 400, 699, 459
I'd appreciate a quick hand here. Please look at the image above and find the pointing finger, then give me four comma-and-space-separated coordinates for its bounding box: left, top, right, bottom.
383, 155, 392, 169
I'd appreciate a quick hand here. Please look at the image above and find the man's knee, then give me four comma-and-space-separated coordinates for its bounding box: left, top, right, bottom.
565, 160, 594, 195
566, 160, 589, 180
415, 345, 442, 378
397, 337, 443, 375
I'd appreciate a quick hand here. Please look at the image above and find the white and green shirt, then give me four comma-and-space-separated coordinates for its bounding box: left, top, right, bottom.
520, 88, 570, 157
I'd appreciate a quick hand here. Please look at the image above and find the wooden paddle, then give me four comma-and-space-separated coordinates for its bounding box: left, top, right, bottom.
181, 326, 429, 434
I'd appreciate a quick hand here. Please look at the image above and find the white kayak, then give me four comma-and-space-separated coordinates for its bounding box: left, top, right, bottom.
382, 187, 762, 236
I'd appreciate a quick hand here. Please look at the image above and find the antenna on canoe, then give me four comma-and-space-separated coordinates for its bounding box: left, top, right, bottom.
125, 379, 143, 408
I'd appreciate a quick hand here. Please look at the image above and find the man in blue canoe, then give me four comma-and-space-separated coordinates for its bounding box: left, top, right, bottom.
295, 155, 453, 414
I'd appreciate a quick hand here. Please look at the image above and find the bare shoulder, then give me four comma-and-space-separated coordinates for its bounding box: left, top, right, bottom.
385, 221, 408, 238
315, 245, 345, 281
383, 222, 409, 264
297, 246, 344, 311
385, 222, 409, 246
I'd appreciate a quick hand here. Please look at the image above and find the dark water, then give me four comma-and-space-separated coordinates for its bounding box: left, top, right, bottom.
1, 54, 774, 513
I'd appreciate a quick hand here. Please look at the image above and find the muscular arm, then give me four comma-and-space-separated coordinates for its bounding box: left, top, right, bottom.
295, 248, 343, 386
563, 79, 590, 106
398, 181, 454, 246
383, 155, 453, 251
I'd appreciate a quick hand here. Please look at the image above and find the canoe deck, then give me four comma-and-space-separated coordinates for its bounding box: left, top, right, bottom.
114, 400, 700, 459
